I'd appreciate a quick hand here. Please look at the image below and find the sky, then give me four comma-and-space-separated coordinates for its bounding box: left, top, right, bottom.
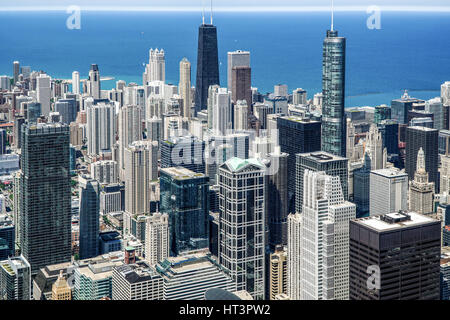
2, 0, 450, 11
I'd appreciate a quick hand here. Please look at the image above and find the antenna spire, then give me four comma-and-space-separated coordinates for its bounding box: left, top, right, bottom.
210, 0, 213, 25
331, 0, 334, 31
202, 0, 205, 24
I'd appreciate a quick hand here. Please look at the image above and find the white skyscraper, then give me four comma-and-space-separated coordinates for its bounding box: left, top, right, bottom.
86, 102, 116, 156
210, 87, 232, 135
425, 97, 443, 130
72, 71, 80, 94
370, 168, 408, 216
366, 124, 384, 170
88, 64, 101, 99
234, 100, 248, 131
145, 213, 169, 266
118, 105, 143, 180
179, 58, 191, 119
227, 50, 250, 91
143, 48, 165, 85
409, 148, 434, 215
300, 170, 356, 300
287, 213, 301, 300
442, 81, 450, 106
36, 74, 51, 117
91, 160, 118, 184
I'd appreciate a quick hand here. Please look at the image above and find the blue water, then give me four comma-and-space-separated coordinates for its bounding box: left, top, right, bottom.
0, 11, 449, 107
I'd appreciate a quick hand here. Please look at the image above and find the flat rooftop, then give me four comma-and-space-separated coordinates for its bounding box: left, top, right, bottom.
300, 151, 347, 162
161, 167, 206, 180
371, 168, 408, 178
355, 211, 438, 232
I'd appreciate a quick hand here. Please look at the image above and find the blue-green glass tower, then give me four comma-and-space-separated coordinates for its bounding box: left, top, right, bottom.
321, 27, 347, 157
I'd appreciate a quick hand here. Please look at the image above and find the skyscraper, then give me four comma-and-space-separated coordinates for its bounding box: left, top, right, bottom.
218, 158, 266, 300
287, 213, 301, 300
79, 175, 100, 260
36, 74, 51, 117
143, 48, 165, 85
88, 64, 101, 99
300, 170, 356, 300
13, 61, 20, 85
210, 87, 232, 135
160, 167, 209, 256
231, 66, 252, 108
72, 71, 80, 94
86, 102, 116, 156
0, 255, 31, 300
19, 123, 71, 273
195, 23, 220, 114
227, 50, 250, 91
321, 27, 347, 157
405, 126, 439, 190
144, 213, 169, 266
268, 246, 288, 300
409, 148, 434, 215
349, 212, 441, 300
179, 58, 191, 118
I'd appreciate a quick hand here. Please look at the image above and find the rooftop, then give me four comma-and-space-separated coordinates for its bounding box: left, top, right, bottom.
371, 167, 408, 178
355, 211, 438, 232
161, 167, 206, 180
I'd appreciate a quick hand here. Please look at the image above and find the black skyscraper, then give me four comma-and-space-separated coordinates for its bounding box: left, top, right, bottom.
195, 23, 220, 114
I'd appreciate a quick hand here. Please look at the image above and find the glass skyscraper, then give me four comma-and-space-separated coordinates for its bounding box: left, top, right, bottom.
321, 29, 347, 157
79, 175, 100, 260
160, 167, 209, 256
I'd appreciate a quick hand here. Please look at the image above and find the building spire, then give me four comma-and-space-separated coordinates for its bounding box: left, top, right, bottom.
417, 147, 426, 174
331, 0, 334, 31
202, 0, 205, 24
210, 0, 213, 25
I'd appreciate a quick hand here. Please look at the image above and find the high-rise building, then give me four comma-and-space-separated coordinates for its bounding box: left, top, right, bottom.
91, 160, 117, 184
353, 153, 371, 218
0, 256, 31, 300
349, 211, 441, 300
440, 247, 450, 300
300, 170, 356, 300
88, 64, 101, 99
218, 158, 266, 300
195, 23, 220, 113
405, 126, 439, 190
19, 123, 71, 273
118, 104, 143, 180
287, 213, 301, 300
227, 50, 250, 91
143, 48, 165, 85
54, 99, 77, 124
160, 167, 209, 256
86, 102, 116, 156
425, 97, 443, 130
72, 71, 80, 94
268, 246, 288, 300
210, 87, 232, 135
0, 215, 14, 260
145, 213, 169, 266
370, 168, 408, 216
266, 148, 289, 248
292, 88, 307, 105
51, 270, 71, 300
234, 100, 248, 131
161, 135, 205, 174
79, 175, 100, 260
13, 61, 20, 85
366, 124, 384, 170
295, 152, 348, 213
36, 74, 51, 117
409, 148, 434, 215
231, 66, 252, 108
179, 58, 191, 118
321, 29, 347, 157
441, 81, 450, 106
374, 105, 391, 124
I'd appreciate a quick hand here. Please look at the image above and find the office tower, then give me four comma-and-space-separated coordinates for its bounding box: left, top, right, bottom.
441, 155, 450, 195
366, 124, 384, 170
112, 261, 163, 300
124, 141, 154, 215
143, 48, 165, 85
179, 58, 191, 118
277, 116, 321, 209
145, 213, 169, 266
274, 84, 288, 98
227, 50, 250, 91
234, 100, 248, 131
409, 148, 434, 215
86, 102, 115, 156
146, 116, 162, 144
266, 148, 289, 248
321, 28, 346, 157
391, 91, 424, 124
73, 255, 123, 300
195, 23, 220, 113
295, 152, 348, 213
425, 97, 443, 130
51, 270, 71, 300
231, 66, 252, 107
0, 129, 6, 155
353, 153, 371, 218
88, 64, 101, 99
0, 256, 31, 300
91, 160, 117, 184
373, 105, 391, 124
218, 158, 266, 300
370, 168, 408, 216
13, 61, 20, 84
0, 215, 14, 260
54, 99, 77, 124
293, 88, 307, 105
253, 103, 270, 129
155, 253, 236, 300
160, 167, 209, 256
349, 211, 441, 300
99, 183, 124, 215
287, 213, 301, 300
118, 105, 143, 180
439, 130, 450, 155
300, 170, 356, 300
79, 175, 100, 260
442, 81, 450, 106
269, 246, 288, 300
209, 87, 232, 135
13, 116, 25, 149
19, 123, 71, 273
72, 71, 80, 94
36, 74, 51, 117
441, 248, 450, 300
0, 75, 10, 90
405, 126, 439, 190
99, 231, 122, 254
161, 135, 205, 174
379, 120, 399, 155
